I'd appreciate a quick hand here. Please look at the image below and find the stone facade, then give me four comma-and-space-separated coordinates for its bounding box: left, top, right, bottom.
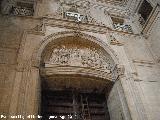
0, 0, 160, 120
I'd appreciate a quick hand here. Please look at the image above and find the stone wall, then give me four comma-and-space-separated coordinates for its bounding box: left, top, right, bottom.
125, 1, 160, 119
0, 12, 41, 115
0, 15, 22, 114
148, 12, 160, 63
0, 0, 160, 120
107, 80, 131, 120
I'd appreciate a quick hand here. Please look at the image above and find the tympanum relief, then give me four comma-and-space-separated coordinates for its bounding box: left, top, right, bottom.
46, 45, 114, 72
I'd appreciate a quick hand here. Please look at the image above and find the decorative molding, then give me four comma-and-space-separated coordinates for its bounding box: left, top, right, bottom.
103, 6, 130, 18
41, 64, 112, 81
36, 17, 136, 35
133, 59, 155, 64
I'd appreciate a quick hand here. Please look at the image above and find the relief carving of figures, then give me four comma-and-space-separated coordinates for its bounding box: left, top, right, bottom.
48, 46, 113, 70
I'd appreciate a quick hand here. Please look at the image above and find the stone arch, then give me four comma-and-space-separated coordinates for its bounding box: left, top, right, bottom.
31, 31, 120, 68
33, 31, 130, 120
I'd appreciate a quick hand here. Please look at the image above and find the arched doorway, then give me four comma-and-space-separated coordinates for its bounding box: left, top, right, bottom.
38, 34, 130, 120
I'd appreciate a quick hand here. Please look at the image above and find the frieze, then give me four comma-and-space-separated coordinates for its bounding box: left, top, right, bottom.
44, 18, 109, 34
26, 17, 137, 36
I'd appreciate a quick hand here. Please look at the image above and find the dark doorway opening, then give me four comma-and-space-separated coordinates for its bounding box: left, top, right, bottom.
41, 89, 110, 120
0, 0, 3, 13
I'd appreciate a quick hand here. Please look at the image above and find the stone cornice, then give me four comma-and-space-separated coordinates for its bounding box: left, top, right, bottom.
0, 14, 140, 36
26, 16, 139, 36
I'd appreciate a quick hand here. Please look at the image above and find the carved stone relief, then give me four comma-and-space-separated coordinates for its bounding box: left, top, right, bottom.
113, 23, 133, 33
1, 0, 34, 16
11, 6, 34, 16
47, 45, 113, 71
